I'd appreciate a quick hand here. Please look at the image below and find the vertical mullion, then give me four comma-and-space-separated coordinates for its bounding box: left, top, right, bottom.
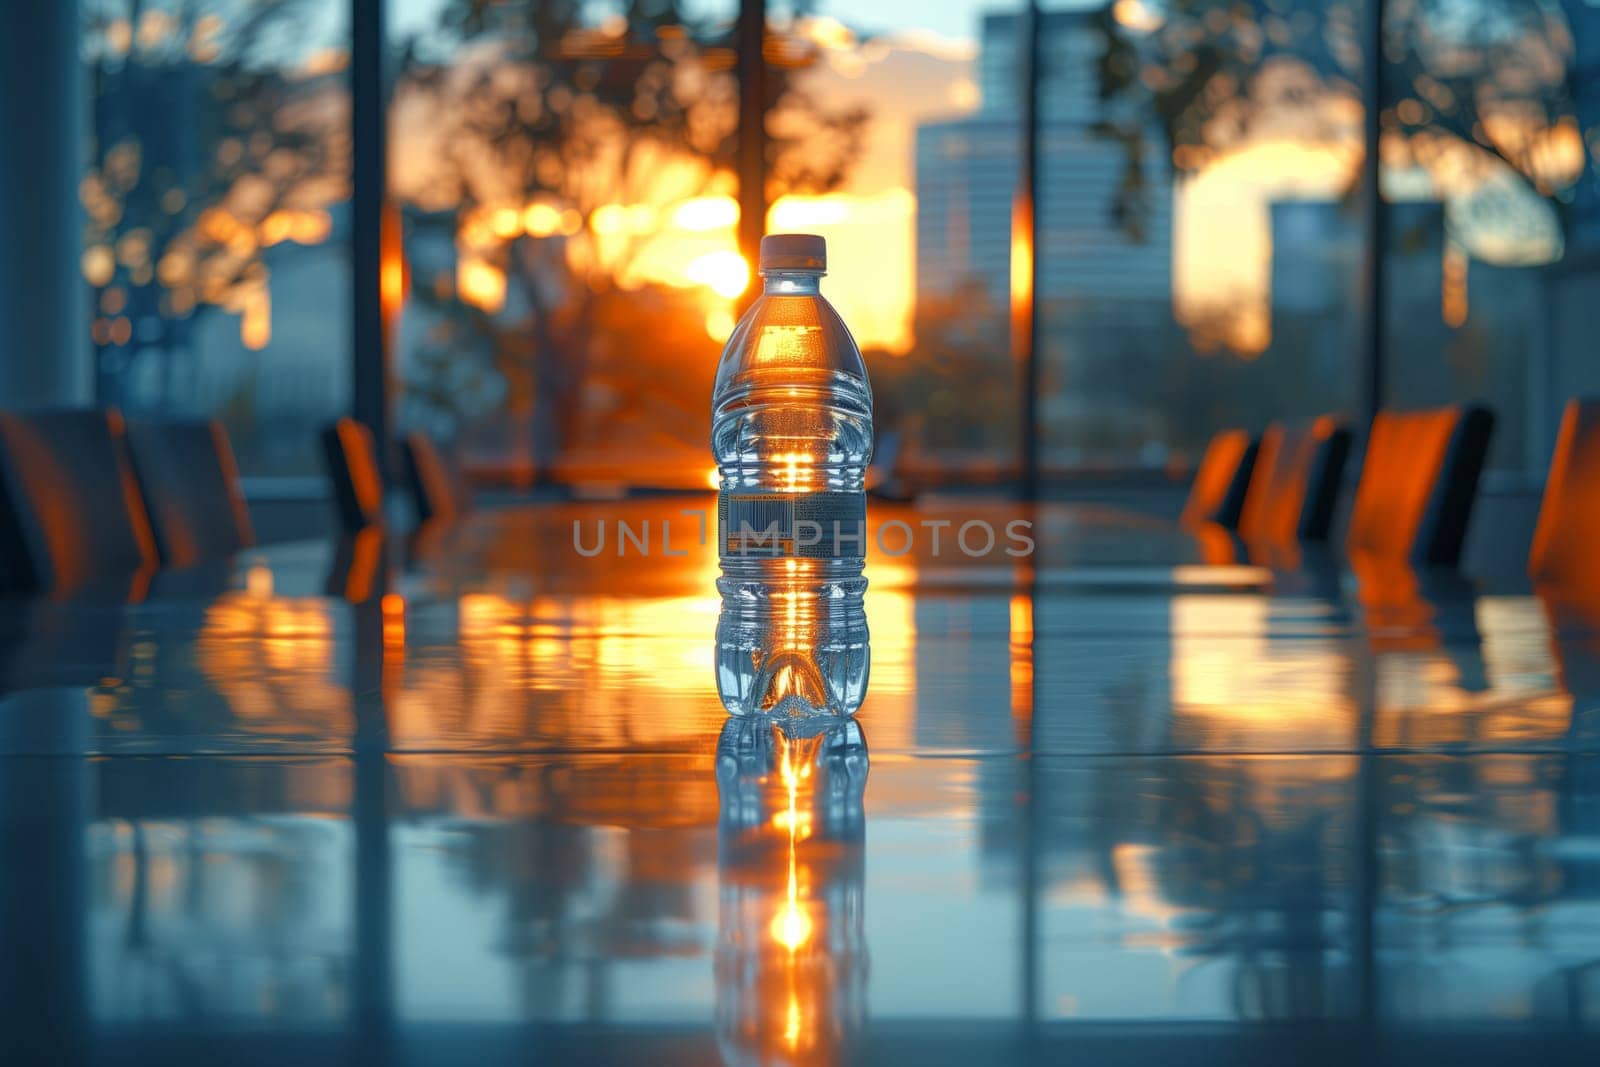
0, 0, 89, 408
1019, 3, 1042, 500
1360, 0, 1387, 425
1355, 1, 1386, 1040
352, 0, 389, 481
737, 0, 768, 296
1018, 5, 1044, 1038
348, 3, 393, 1060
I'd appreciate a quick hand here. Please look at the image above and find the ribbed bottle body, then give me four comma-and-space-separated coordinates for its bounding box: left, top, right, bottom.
711, 260, 872, 718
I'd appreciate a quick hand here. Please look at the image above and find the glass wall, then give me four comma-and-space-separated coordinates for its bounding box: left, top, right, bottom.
84, 0, 352, 478
387, 0, 742, 488
1037, 1, 1364, 472
766, 2, 1022, 482
1382, 0, 1600, 475
75, 0, 1600, 490
386, 0, 1020, 489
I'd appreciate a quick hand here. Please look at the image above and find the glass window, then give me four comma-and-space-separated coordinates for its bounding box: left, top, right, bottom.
77, 1, 1600, 490
388, 1, 1021, 489
83, 0, 352, 478
1038, 1, 1364, 472
1382, 0, 1600, 475
766, 3, 1023, 483
388, 1, 743, 489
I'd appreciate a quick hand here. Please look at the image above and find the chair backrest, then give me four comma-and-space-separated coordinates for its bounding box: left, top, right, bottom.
124, 417, 254, 567
327, 526, 387, 603
401, 432, 470, 524
1346, 404, 1494, 568
1180, 429, 1259, 529
320, 418, 385, 534
1237, 416, 1353, 545
0, 408, 159, 595
1529, 397, 1600, 592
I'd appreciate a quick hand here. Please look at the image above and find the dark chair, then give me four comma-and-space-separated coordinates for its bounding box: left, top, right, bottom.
124, 417, 254, 567
1237, 416, 1352, 547
1179, 429, 1259, 529
1529, 397, 1600, 595
401, 432, 471, 524
0, 408, 159, 596
1345, 404, 1494, 568
320, 418, 385, 534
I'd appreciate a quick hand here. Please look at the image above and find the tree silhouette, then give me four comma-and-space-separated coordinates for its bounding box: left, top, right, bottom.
1093, 0, 1586, 247
82, 0, 349, 407
389, 1, 868, 473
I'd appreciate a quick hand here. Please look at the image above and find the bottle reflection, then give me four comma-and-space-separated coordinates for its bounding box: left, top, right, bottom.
714, 715, 868, 1066
716, 558, 869, 719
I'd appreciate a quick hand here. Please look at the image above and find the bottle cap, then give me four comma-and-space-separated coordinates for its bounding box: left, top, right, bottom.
759, 233, 826, 272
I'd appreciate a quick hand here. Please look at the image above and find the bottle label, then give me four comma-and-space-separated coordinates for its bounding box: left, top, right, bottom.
755, 324, 821, 362
719, 491, 868, 559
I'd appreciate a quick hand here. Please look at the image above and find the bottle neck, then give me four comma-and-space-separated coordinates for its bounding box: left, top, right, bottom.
760, 270, 823, 295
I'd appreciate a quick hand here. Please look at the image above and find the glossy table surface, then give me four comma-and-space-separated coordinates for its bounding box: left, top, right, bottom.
2, 496, 1597, 1065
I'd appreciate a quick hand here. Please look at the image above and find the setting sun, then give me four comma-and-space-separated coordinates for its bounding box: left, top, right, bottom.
674, 195, 740, 231
687, 250, 751, 298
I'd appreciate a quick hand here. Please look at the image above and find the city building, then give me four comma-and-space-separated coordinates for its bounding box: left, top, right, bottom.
915, 11, 1173, 309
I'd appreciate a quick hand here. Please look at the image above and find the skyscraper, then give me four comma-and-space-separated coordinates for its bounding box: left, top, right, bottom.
914, 11, 1173, 308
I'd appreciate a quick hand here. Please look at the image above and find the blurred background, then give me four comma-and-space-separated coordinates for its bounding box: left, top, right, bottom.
8, 5, 1600, 1055
12, 0, 1600, 520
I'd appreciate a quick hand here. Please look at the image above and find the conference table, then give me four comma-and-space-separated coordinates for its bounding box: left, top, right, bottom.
1, 495, 1597, 1064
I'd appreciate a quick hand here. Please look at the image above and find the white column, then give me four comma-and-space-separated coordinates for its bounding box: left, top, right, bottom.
0, 0, 90, 407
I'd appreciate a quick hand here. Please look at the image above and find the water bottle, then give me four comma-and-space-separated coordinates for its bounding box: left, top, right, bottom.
713, 234, 872, 719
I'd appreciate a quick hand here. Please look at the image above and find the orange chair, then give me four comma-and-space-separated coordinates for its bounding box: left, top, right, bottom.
124, 417, 255, 567
326, 526, 388, 604
401, 432, 471, 524
1529, 398, 1600, 595
1345, 405, 1494, 568
1179, 429, 1259, 530
1237, 416, 1352, 546
0, 408, 159, 596
1524, 400, 1600, 739
320, 418, 385, 533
